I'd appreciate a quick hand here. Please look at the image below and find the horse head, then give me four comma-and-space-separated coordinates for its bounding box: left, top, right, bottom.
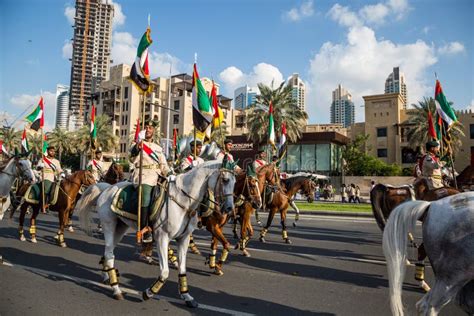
245, 164, 263, 209
302, 177, 316, 203
80, 170, 97, 186
15, 156, 36, 183
212, 156, 237, 214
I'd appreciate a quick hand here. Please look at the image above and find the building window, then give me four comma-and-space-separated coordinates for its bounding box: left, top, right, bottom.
377, 127, 387, 137
470, 124, 474, 139
124, 87, 129, 99
378, 148, 388, 158
174, 100, 180, 110
173, 114, 179, 124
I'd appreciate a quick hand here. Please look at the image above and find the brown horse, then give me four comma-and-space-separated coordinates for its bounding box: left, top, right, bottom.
280, 175, 317, 226
413, 178, 460, 201
201, 171, 262, 275
17, 170, 95, 246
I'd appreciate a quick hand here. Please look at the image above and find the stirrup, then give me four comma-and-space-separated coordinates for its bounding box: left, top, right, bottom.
137, 226, 153, 243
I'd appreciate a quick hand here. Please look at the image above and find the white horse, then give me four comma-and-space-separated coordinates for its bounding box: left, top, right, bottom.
383, 192, 474, 316
79, 160, 236, 307
0, 156, 36, 220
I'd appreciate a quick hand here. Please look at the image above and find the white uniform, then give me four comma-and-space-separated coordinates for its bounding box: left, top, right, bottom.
87, 158, 104, 181
131, 140, 170, 186
422, 153, 444, 190
180, 155, 204, 172
38, 157, 62, 182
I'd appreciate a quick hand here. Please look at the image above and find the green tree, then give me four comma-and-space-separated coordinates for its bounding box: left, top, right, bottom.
405, 97, 464, 156
27, 132, 43, 163
211, 123, 229, 146
0, 126, 21, 153
75, 114, 118, 154
246, 81, 308, 146
47, 128, 75, 161
342, 134, 402, 176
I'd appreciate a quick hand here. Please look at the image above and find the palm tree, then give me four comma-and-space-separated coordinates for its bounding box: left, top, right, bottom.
27, 132, 43, 163
47, 128, 75, 161
0, 126, 21, 153
246, 81, 308, 146
211, 123, 229, 146
75, 114, 118, 154
405, 97, 464, 156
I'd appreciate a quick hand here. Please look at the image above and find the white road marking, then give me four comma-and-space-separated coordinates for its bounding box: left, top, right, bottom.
1, 261, 254, 316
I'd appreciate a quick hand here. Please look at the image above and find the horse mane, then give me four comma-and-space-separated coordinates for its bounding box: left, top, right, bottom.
281, 176, 308, 189
0, 157, 14, 172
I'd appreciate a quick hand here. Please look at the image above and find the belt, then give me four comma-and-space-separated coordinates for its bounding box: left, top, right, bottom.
431, 175, 442, 179
142, 165, 158, 170
44, 170, 55, 173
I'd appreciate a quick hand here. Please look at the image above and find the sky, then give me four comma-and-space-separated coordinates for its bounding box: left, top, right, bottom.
1, 0, 473, 131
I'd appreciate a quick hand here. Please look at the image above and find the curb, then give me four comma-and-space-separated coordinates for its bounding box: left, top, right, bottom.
289, 210, 373, 218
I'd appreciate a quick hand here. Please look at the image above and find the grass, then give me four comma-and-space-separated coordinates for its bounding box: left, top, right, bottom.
293, 201, 372, 213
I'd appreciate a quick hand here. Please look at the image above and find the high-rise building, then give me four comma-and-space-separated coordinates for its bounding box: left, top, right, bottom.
330, 84, 354, 128
385, 67, 407, 108
234, 85, 258, 110
287, 73, 306, 112
55, 85, 69, 130
68, 0, 114, 130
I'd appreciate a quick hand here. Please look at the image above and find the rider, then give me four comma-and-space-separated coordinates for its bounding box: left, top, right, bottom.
87, 147, 105, 182
130, 119, 170, 243
37, 146, 63, 211
252, 149, 267, 171
421, 140, 445, 191
217, 138, 242, 172
413, 153, 423, 179
180, 140, 204, 172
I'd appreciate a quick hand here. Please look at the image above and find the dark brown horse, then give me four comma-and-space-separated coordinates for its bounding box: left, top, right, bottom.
17, 170, 95, 246
280, 175, 317, 226
201, 171, 262, 275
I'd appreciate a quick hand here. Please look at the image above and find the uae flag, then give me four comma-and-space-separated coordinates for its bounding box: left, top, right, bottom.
90, 104, 97, 149
142, 142, 160, 164
268, 101, 276, 149
192, 63, 213, 133
427, 110, 437, 140
134, 119, 141, 143
0, 140, 9, 156
25, 97, 44, 131
278, 123, 287, 159
210, 81, 224, 128
130, 28, 152, 93
21, 129, 29, 153
434, 80, 457, 130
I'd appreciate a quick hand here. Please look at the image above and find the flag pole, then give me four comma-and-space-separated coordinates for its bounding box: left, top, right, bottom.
193, 127, 197, 159
41, 127, 46, 213
136, 91, 146, 244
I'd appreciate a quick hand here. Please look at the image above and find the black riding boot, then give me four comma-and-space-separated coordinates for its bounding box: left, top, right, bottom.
140, 207, 152, 243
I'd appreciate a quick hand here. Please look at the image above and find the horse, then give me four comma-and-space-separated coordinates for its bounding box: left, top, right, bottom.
383, 192, 474, 315
0, 156, 36, 221
200, 169, 262, 275
453, 165, 474, 190
16, 170, 95, 246
280, 175, 316, 227
78, 160, 236, 306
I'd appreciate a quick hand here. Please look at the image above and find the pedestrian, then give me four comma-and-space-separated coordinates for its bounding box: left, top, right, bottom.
340, 184, 347, 203
355, 185, 361, 203
315, 183, 320, 200
348, 183, 356, 203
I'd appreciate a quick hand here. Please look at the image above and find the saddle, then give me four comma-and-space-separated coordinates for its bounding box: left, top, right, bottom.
382, 185, 414, 212
23, 181, 60, 205
198, 190, 216, 218
110, 183, 167, 222
263, 185, 275, 206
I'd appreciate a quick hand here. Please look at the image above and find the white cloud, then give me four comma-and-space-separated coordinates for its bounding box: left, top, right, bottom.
283, 1, 314, 22
110, 31, 187, 78
327, 4, 361, 27
219, 63, 284, 96
438, 42, 465, 55
9, 91, 56, 130
422, 26, 431, 35
359, 4, 389, 25
64, 5, 75, 25
62, 41, 72, 59
387, 0, 410, 20
307, 25, 437, 123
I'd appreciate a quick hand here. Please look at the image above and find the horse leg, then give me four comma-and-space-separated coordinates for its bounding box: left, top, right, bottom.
188, 234, 200, 255
176, 234, 198, 308
56, 208, 67, 247
415, 243, 431, 292
67, 207, 74, 233
215, 226, 230, 276
142, 234, 170, 302
280, 207, 291, 244
29, 206, 40, 243
259, 207, 276, 243
290, 200, 300, 227
416, 278, 461, 315
18, 203, 28, 241
102, 219, 128, 300
240, 205, 252, 257
208, 236, 219, 273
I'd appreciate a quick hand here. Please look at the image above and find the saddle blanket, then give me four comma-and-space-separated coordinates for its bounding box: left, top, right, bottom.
111, 183, 167, 222
23, 182, 60, 205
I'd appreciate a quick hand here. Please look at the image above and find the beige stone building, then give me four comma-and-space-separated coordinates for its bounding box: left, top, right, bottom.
455, 109, 474, 171
305, 123, 347, 136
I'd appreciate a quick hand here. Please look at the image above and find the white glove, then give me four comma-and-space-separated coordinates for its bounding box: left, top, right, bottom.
60, 173, 66, 179
168, 174, 176, 182
192, 160, 199, 167
137, 130, 146, 142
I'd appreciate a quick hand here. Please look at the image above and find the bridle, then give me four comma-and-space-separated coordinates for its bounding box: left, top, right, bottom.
0, 158, 28, 179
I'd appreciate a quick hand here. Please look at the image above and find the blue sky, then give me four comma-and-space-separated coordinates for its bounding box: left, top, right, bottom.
1, 0, 473, 130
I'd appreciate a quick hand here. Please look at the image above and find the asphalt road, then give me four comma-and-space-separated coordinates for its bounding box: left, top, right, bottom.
0, 211, 465, 316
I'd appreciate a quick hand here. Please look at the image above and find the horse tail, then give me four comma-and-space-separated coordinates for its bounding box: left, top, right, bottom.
382, 200, 430, 316
370, 184, 390, 231
77, 183, 110, 236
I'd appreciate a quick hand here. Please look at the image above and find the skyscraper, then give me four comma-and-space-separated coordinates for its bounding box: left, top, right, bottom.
68, 0, 114, 130
330, 84, 354, 128
385, 66, 407, 108
234, 85, 258, 110
55, 85, 70, 130
287, 73, 306, 112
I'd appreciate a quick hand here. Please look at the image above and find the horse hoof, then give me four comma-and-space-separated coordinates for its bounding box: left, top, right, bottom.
259, 237, 266, 243
214, 269, 224, 276
420, 281, 431, 293
68, 226, 74, 233
113, 293, 124, 300
30, 237, 37, 244
285, 238, 292, 244
190, 248, 201, 255
142, 291, 151, 301
185, 299, 199, 308
293, 222, 297, 228
257, 221, 262, 227
20, 235, 26, 242
242, 250, 251, 257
